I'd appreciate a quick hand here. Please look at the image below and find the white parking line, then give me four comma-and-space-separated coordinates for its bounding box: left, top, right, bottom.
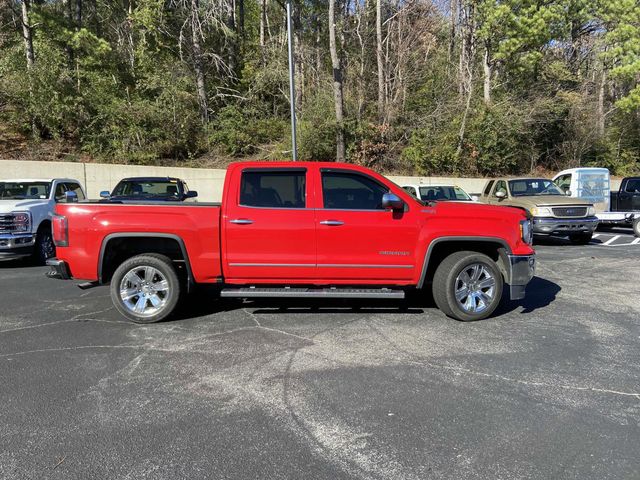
609, 237, 640, 247
602, 235, 621, 246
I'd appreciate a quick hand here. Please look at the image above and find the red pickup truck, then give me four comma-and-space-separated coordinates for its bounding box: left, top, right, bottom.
47, 162, 535, 322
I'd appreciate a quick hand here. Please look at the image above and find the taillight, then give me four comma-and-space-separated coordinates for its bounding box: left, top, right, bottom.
52, 214, 68, 247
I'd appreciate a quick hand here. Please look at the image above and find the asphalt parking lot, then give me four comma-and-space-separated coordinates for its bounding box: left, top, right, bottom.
1, 230, 639, 480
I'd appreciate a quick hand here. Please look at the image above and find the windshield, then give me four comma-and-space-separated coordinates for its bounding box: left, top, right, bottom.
508, 179, 564, 197
0, 182, 51, 200
112, 180, 182, 199
419, 186, 471, 201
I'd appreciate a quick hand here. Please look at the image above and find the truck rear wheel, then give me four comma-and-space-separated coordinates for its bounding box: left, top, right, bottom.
432, 251, 503, 322
110, 254, 180, 324
633, 218, 640, 238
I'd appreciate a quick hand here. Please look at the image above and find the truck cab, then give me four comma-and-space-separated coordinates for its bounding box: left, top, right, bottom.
613, 177, 640, 213
0, 178, 86, 262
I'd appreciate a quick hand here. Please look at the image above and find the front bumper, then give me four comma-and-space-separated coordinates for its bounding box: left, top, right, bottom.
46, 258, 71, 280
507, 254, 536, 300
0, 233, 35, 260
533, 216, 598, 235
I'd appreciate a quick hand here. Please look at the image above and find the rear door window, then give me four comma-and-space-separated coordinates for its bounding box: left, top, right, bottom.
483, 181, 494, 196
239, 170, 306, 208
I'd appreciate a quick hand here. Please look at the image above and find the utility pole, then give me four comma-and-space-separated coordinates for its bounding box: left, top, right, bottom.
286, 0, 298, 160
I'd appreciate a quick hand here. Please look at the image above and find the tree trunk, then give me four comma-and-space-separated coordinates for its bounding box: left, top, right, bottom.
238, 0, 244, 36
329, 0, 345, 162
259, 0, 266, 48
63, 0, 74, 67
21, 0, 35, 69
483, 43, 491, 105
596, 69, 606, 137
76, 0, 82, 26
448, 0, 456, 62
190, 0, 209, 122
21, 0, 37, 137
376, 0, 385, 124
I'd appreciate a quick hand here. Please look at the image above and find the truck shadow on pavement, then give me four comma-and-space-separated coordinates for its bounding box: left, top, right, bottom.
0, 257, 42, 269
495, 276, 561, 316
174, 276, 561, 322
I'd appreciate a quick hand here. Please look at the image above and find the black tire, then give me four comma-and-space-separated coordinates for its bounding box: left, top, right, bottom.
569, 233, 593, 245
633, 218, 640, 238
34, 225, 56, 264
432, 251, 504, 322
110, 254, 181, 324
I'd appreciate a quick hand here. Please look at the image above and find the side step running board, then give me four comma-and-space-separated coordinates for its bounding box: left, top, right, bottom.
220, 287, 405, 299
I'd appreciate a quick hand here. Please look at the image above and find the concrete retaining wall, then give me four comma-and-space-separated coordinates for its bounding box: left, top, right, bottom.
0, 159, 621, 201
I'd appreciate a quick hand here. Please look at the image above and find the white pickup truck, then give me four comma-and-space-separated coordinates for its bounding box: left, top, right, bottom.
0, 178, 86, 263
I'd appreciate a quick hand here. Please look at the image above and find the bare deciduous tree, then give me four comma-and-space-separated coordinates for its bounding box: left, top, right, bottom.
329, 0, 345, 161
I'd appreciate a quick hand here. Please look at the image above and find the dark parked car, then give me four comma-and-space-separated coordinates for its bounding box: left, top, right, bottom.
100, 177, 198, 202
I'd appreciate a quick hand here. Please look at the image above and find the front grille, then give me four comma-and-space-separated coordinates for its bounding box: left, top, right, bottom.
552, 207, 587, 218
0, 214, 18, 234
0, 214, 30, 234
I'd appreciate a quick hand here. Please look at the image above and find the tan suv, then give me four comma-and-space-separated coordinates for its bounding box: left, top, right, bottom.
481, 177, 598, 244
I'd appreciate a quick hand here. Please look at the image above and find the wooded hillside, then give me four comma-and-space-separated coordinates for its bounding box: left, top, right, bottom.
1, 0, 638, 175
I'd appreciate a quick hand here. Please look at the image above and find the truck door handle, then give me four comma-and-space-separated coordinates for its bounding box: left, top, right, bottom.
320, 220, 344, 226
229, 219, 254, 225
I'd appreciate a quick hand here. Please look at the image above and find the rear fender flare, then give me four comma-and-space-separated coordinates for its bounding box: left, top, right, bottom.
98, 232, 194, 288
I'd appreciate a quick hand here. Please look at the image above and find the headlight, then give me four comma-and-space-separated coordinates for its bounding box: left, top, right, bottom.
520, 219, 533, 245
12, 212, 31, 232
587, 206, 596, 216
530, 207, 553, 217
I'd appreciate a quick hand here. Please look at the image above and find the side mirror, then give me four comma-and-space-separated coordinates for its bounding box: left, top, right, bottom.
495, 191, 506, 199
565, 190, 572, 196
382, 192, 404, 211
185, 190, 198, 199
100, 191, 111, 199
64, 191, 78, 203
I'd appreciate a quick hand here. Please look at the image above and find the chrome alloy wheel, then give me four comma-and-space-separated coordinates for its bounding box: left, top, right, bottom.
119, 266, 170, 318
454, 263, 497, 314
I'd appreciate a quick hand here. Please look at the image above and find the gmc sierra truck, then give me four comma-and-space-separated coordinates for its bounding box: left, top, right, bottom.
47, 162, 536, 323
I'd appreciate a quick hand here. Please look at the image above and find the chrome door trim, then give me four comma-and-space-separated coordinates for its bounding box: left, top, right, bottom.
317, 264, 413, 269
229, 219, 254, 224
228, 262, 413, 269
229, 263, 315, 267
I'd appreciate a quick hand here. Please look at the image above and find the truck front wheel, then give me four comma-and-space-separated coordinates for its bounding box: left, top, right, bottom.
34, 226, 56, 264
110, 254, 181, 324
432, 251, 504, 322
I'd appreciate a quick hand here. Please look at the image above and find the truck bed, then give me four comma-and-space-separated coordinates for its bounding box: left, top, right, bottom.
55, 202, 223, 283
